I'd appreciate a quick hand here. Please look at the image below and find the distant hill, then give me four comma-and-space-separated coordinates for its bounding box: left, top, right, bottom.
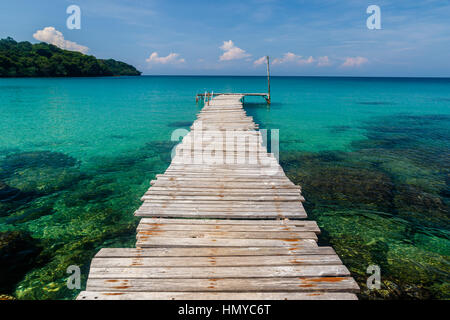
0, 37, 141, 77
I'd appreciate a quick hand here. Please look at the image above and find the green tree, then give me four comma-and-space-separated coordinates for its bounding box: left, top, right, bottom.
0, 37, 142, 77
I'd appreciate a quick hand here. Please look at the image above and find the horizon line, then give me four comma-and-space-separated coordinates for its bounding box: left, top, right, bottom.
138, 74, 450, 79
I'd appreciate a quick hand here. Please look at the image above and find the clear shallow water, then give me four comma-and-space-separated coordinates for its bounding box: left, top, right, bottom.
0, 76, 449, 299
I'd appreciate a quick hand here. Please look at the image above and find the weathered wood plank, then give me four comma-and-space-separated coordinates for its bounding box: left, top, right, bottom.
95, 247, 336, 258
141, 195, 304, 201
146, 188, 301, 195
154, 174, 291, 180
150, 181, 301, 189
87, 265, 350, 279
135, 230, 318, 240
136, 207, 306, 215
137, 223, 319, 233
86, 277, 359, 293
138, 218, 315, 226
136, 237, 318, 248
134, 211, 307, 219
140, 201, 305, 207
90, 255, 341, 268
77, 291, 358, 300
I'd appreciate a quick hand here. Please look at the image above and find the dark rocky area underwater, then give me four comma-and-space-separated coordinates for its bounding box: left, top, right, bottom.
0, 141, 176, 299
280, 113, 449, 299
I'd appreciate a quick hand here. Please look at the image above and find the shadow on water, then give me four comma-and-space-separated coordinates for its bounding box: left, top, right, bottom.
243, 101, 283, 109
357, 101, 395, 106
167, 121, 193, 128
433, 98, 450, 102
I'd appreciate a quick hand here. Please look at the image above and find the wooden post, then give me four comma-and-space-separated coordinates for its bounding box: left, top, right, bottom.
266, 56, 271, 105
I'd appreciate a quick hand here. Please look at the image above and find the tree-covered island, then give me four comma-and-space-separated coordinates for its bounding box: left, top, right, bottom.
0, 37, 141, 77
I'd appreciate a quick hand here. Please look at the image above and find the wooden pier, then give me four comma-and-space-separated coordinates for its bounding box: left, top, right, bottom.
196, 92, 270, 104
77, 94, 359, 300
196, 56, 271, 104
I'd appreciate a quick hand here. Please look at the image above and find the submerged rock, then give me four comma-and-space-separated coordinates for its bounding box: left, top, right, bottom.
394, 185, 448, 225
328, 125, 352, 134
142, 140, 178, 163
5, 200, 56, 224
0, 181, 21, 202
0, 180, 38, 209
281, 151, 395, 211
2, 151, 78, 172
357, 101, 394, 106
0, 231, 44, 294
281, 133, 449, 299
167, 121, 193, 128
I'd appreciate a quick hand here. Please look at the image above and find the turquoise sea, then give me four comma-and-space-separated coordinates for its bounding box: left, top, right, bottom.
0, 76, 449, 299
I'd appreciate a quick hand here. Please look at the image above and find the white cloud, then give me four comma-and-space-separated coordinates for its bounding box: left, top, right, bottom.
272, 52, 301, 65
33, 27, 88, 54
299, 56, 315, 65
146, 52, 185, 64
254, 56, 267, 65
219, 40, 251, 61
317, 56, 331, 67
272, 53, 316, 66
341, 56, 368, 67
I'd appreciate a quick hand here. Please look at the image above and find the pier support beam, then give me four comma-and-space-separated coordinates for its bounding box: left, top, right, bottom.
266, 55, 271, 105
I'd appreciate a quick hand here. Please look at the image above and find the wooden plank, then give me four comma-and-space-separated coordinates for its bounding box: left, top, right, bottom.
90, 255, 341, 268
95, 247, 336, 258
141, 195, 305, 202
147, 185, 300, 192
134, 211, 307, 219
136, 237, 318, 248
146, 188, 300, 194
145, 191, 302, 197
186, 131, 261, 135
135, 208, 306, 217
136, 207, 307, 215
141, 195, 304, 201
139, 218, 316, 227
86, 277, 359, 293
139, 206, 304, 212
150, 181, 300, 189
135, 209, 307, 217
137, 223, 319, 233
135, 230, 318, 240
154, 174, 291, 180
77, 291, 358, 300
87, 265, 350, 279
140, 200, 305, 207
156, 174, 291, 179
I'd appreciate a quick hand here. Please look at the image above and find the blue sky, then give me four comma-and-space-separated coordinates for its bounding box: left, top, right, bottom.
1, 0, 450, 76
